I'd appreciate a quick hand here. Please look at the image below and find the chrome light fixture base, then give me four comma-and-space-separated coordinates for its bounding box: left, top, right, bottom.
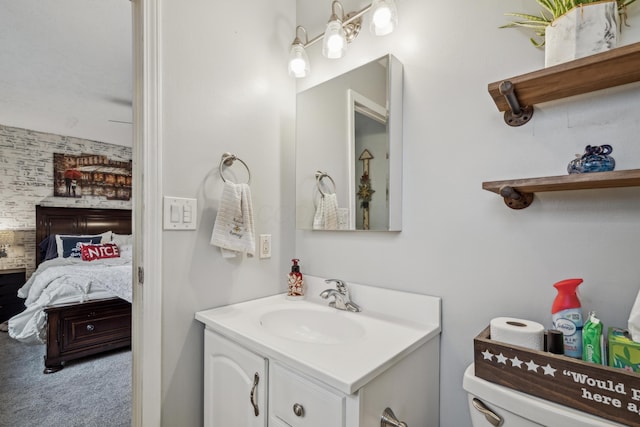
343, 12, 362, 43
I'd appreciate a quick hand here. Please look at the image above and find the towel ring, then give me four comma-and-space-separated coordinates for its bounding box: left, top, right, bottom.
315, 171, 336, 196
219, 152, 251, 184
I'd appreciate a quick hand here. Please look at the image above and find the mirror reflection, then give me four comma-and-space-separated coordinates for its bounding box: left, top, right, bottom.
296, 54, 403, 231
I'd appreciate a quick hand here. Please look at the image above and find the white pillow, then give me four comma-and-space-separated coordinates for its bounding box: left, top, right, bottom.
112, 233, 134, 246
55, 231, 112, 258
118, 244, 133, 261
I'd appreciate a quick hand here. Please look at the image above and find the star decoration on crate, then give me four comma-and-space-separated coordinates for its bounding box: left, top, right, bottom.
526, 360, 540, 371
480, 348, 558, 377
511, 356, 523, 368
542, 364, 557, 376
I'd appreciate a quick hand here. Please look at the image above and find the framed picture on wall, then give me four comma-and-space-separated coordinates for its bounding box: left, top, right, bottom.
53, 153, 132, 200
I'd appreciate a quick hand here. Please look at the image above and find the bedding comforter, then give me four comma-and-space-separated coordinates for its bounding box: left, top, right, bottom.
8, 246, 133, 344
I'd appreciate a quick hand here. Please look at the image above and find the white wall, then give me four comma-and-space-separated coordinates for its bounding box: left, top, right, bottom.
295, 0, 640, 426
157, 0, 295, 425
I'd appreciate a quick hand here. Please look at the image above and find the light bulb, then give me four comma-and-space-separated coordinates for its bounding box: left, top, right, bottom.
323, 18, 346, 59
289, 58, 306, 75
288, 41, 309, 78
372, 7, 392, 28
370, 0, 398, 36
326, 33, 344, 52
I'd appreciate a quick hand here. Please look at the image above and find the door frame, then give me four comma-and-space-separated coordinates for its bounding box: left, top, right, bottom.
132, 0, 163, 425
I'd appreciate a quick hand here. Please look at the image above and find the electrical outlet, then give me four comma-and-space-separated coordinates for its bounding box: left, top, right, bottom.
259, 234, 271, 259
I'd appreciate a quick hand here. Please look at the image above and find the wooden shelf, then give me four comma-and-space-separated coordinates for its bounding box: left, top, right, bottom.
488, 41, 640, 113
483, 169, 640, 209
485, 44, 640, 207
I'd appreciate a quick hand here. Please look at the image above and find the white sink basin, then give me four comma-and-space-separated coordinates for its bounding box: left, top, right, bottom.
195, 275, 441, 394
259, 308, 365, 344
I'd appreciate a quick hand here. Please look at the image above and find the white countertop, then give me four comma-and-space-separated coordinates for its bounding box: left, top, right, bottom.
195, 276, 441, 394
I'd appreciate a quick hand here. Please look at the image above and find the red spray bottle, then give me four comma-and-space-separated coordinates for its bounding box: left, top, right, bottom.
552, 278, 584, 358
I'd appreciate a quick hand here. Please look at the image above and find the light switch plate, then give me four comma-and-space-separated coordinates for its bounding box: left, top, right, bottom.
163, 196, 197, 230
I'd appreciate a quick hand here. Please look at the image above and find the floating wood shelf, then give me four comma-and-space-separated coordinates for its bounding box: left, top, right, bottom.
483, 169, 640, 209
488, 41, 640, 115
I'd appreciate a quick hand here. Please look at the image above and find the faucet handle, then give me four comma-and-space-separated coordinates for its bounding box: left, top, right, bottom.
325, 279, 347, 294
321, 279, 360, 312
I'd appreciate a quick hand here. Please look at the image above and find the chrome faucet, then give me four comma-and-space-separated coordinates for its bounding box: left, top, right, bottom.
320, 279, 361, 312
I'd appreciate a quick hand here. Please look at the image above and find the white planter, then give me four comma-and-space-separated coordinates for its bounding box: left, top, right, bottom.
545, 1, 619, 67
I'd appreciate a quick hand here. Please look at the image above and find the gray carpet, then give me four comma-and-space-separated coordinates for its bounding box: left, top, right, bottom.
0, 330, 131, 427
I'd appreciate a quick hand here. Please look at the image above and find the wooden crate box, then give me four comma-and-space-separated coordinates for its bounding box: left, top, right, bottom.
474, 326, 640, 426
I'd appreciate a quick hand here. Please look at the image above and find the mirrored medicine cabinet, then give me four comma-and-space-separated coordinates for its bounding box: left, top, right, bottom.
295, 54, 403, 231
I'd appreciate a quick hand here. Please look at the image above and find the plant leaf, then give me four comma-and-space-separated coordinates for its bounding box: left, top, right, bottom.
502, 0, 636, 48
504, 12, 552, 22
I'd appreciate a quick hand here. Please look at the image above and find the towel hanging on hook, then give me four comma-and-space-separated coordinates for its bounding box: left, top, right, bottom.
219, 152, 251, 184
212, 152, 254, 257
313, 171, 339, 230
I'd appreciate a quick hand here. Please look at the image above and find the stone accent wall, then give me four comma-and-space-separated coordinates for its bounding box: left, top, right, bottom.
0, 124, 132, 277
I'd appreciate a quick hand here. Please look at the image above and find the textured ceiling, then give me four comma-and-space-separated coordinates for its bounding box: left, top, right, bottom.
0, 0, 132, 147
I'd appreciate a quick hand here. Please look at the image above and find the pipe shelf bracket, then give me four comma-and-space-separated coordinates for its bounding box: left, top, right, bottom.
499, 81, 533, 127
499, 186, 533, 209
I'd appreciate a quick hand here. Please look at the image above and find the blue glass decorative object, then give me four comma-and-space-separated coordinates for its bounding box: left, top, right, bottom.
567, 145, 615, 174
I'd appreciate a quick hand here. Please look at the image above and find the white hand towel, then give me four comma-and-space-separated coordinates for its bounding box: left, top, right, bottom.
312, 193, 338, 230
210, 182, 255, 258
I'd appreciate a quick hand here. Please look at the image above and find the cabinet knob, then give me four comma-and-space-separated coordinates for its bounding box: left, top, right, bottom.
293, 403, 305, 417
86, 324, 95, 332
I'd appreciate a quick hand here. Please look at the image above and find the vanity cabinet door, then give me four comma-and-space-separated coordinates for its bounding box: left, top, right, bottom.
270, 361, 345, 427
204, 330, 267, 427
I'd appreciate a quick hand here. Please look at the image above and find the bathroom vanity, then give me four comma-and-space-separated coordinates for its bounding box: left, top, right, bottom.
195, 276, 441, 426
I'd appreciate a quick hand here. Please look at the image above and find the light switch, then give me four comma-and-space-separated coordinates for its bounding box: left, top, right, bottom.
163, 196, 197, 230
170, 205, 180, 222
183, 204, 192, 223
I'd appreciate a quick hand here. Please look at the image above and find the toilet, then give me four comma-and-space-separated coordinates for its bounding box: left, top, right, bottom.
463, 364, 626, 426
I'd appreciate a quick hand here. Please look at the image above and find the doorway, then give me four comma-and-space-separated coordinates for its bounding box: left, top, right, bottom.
0, 0, 142, 424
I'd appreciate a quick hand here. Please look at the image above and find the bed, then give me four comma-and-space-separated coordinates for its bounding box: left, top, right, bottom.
9, 205, 133, 373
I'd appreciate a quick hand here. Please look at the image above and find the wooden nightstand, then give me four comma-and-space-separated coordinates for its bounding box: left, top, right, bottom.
0, 268, 26, 322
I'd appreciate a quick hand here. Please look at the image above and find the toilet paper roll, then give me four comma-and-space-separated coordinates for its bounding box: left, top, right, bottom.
490, 317, 545, 351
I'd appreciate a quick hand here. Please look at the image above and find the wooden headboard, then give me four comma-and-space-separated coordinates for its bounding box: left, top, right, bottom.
35, 205, 132, 265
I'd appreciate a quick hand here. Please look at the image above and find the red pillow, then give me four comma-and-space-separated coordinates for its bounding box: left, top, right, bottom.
80, 242, 121, 261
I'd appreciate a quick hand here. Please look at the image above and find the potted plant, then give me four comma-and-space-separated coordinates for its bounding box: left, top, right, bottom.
502, 0, 637, 66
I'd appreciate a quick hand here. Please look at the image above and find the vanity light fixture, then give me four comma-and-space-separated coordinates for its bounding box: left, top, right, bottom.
322, 1, 348, 59
287, 0, 398, 78
288, 26, 311, 77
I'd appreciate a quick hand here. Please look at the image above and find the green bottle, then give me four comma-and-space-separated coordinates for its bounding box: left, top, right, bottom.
582, 311, 603, 365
